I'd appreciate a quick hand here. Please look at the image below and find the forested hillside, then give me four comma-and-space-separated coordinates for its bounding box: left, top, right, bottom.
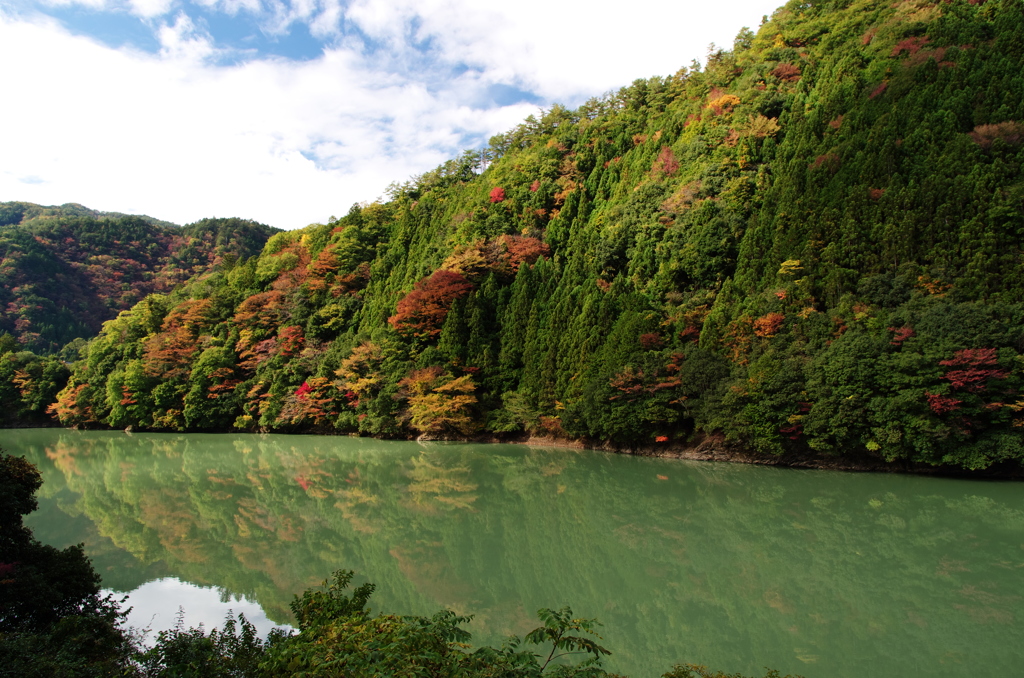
38, 0, 1024, 470
0, 203, 278, 352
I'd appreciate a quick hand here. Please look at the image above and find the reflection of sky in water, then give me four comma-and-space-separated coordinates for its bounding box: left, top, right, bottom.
110, 577, 292, 644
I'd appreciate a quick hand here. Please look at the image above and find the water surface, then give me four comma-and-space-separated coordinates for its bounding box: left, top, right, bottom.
9, 429, 1023, 677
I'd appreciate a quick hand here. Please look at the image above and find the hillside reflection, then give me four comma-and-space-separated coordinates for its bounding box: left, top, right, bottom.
12, 429, 1024, 678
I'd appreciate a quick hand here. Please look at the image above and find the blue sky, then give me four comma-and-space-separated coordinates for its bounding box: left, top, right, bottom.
0, 0, 783, 229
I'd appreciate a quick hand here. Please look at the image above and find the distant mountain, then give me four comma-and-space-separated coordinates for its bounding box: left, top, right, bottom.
0, 201, 179, 230
0, 202, 279, 352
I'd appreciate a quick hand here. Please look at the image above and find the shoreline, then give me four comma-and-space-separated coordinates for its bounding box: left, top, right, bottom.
486, 431, 1024, 480
8, 423, 1021, 480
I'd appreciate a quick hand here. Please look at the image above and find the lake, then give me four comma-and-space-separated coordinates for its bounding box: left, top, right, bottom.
7, 428, 1023, 677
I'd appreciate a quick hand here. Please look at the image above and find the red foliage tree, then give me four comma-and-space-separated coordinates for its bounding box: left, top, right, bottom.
888, 325, 915, 345
489, 187, 506, 203
652, 146, 679, 177
295, 381, 313, 400
891, 36, 929, 57
389, 270, 474, 338
939, 348, 1008, 393
926, 391, 962, 415
779, 423, 803, 439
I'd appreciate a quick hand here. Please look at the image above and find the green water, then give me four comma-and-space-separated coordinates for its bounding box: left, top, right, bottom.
7, 428, 1023, 677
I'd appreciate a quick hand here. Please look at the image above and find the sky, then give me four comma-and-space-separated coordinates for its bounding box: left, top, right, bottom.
112, 577, 292, 643
0, 0, 784, 230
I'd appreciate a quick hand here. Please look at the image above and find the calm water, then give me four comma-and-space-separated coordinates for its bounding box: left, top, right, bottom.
8, 428, 1023, 677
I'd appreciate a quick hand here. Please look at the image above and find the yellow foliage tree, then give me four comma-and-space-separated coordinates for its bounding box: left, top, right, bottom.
398, 367, 478, 436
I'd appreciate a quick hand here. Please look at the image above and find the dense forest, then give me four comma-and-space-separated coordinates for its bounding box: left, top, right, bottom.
4, 0, 1024, 471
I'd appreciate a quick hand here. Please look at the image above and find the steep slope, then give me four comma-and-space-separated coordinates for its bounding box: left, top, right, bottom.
0, 204, 279, 352
49, 0, 1024, 470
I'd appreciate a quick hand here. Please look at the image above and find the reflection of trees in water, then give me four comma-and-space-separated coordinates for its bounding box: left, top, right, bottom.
139, 486, 209, 563
403, 453, 478, 514
9, 428, 1024, 678
390, 540, 475, 610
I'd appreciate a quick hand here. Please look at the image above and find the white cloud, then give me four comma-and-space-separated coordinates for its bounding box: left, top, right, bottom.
342, 0, 783, 99
112, 577, 291, 642
307, 0, 342, 38
38, 0, 113, 11
192, 0, 263, 15
0, 12, 536, 228
128, 0, 176, 19
157, 11, 217, 59
0, 0, 784, 229
38, 0, 175, 18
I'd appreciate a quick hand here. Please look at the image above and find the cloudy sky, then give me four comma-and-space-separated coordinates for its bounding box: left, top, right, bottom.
114, 577, 292, 644
0, 0, 782, 229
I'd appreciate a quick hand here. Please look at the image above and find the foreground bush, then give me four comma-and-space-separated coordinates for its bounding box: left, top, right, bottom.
0, 452, 134, 677
139, 570, 803, 678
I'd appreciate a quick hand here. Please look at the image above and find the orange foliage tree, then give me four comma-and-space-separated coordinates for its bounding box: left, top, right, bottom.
753, 312, 786, 338
48, 382, 96, 425
389, 271, 473, 338
233, 291, 288, 330
306, 243, 341, 290
142, 299, 213, 378
278, 325, 305, 358
495, 235, 550, 274
442, 236, 550, 280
